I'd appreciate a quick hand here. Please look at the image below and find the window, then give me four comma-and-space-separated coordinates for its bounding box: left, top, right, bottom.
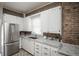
31, 14, 41, 35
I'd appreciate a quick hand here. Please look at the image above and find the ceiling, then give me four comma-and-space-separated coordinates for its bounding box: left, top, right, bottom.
3, 2, 51, 14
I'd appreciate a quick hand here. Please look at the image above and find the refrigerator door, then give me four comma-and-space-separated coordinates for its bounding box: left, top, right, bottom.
4, 41, 19, 56
4, 23, 19, 43
10, 24, 19, 42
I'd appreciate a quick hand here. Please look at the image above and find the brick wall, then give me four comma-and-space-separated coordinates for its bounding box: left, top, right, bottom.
62, 2, 79, 45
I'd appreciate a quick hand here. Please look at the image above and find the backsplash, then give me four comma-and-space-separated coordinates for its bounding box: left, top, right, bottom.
43, 32, 61, 41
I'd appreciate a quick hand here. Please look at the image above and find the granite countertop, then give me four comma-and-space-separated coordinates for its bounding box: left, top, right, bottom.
58, 42, 79, 56
35, 38, 61, 48
21, 35, 61, 48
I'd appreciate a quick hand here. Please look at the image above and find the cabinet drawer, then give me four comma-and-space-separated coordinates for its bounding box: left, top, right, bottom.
42, 45, 50, 51
35, 50, 41, 56
35, 47, 41, 51
35, 42, 41, 47
35, 42, 41, 50
42, 51, 50, 56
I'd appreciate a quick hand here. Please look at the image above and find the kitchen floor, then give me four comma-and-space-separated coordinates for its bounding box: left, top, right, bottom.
12, 49, 33, 56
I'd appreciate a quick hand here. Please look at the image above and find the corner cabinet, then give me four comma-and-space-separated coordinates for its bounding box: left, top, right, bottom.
41, 6, 62, 34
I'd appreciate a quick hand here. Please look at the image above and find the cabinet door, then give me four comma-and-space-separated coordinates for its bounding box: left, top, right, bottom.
41, 10, 49, 33
27, 39, 35, 55
24, 17, 32, 31
16, 16, 24, 31
21, 38, 34, 55
4, 14, 24, 31
35, 42, 42, 51
48, 6, 62, 34
4, 14, 16, 23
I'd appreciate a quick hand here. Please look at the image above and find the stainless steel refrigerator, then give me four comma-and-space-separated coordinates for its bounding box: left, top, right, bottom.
1, 23, 19, 56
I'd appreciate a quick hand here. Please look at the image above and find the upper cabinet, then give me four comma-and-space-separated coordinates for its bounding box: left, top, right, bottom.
3, 14, 24, 31
24, 17, 32, 31
41, 6, 62, 34
4, 14, 16, 23
16, 16, 24, 31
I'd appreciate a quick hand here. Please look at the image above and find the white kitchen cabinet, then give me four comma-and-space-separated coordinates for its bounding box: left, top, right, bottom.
41, 44, 51, 56
24, 17, 32, 31
3, 14, 24, 31
35, 42, 42, 51
35, 42, 51, 56
21, 38, 35, 55
16, 16, 24, 31
21, 38, 26, 50
4, 14, 16, 23
35, 41, 59, 56
35, 42, 42, 56
41, 6, 62, 34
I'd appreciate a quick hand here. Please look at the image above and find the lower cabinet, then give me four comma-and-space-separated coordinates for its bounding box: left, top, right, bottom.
22, 38, 35, 55
35, 42, 42, 56
35, 42, 51, 56
35, 50, 41, 56
21, 38, 65, 56
34, 42, 65, 56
